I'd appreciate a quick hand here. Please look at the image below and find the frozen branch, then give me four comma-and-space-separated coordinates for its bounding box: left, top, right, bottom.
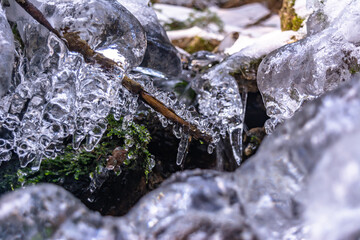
13, 0, 212, 143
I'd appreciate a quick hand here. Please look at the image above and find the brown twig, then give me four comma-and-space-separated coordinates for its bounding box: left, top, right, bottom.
14, 0, 212, 143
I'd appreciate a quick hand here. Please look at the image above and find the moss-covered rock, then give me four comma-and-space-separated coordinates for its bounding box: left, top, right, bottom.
280, 0, 304, 31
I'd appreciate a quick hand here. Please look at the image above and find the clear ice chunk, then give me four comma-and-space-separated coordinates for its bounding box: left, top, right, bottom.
0, 4, 15, 98
118, 0, 182, 76
41, 0, 147, 69
257, 0, 360, 132
191, 53, 247, 164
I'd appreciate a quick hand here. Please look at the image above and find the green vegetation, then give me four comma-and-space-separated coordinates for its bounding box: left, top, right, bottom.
16, 115, 153, 187
350, 67, 360, 74
10, 23, 25, 49
280, 0, 304, 31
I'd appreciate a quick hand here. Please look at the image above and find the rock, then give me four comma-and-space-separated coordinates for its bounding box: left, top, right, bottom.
258, 0, 360, 133
119, 0, 182, 76
0, 4, 14, 98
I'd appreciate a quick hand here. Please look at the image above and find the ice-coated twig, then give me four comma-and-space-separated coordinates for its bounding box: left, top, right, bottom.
14, 0, 212, 143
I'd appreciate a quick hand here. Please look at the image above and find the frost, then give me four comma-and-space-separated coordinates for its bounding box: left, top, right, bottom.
258, 0, 360, 132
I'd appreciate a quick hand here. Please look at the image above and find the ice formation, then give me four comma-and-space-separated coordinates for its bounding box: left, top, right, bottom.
305, 129, 360, 240
192, 30, 301, 165
0, 4, 14, 98
2, 73, 360, 239
0, 0, 216, 170
258, 0, 360, 132
0, 0, 147, 167
119, 0, 182, 77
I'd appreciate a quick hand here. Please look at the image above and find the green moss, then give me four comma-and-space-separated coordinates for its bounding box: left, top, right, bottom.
291, 15, 304, 31
17, 115, 153, 186
11, 23, 25, 49
349, 64, 360, 74
183, 36, 218, 54
280, 0, 305, 31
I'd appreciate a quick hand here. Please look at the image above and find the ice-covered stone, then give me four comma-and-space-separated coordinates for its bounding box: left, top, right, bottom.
0, 174, 257, 240
0, 184, 132, 240
2, 75, 360, 239
120, 0, 182, 76
235, 74, 360, 239
0, 4, 14, 98
0, 0, 148, 166
257, 0, 360, 132
305, 129, 360, 240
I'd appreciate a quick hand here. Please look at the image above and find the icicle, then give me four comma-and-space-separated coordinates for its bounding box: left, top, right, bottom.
30, 153, 43, 171
228, 125, 243, 165
229, 90, 248, 165
176, 129, 190, 166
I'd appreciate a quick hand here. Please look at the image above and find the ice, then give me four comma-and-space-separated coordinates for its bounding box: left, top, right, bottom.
119, 0, 182, 76
191, 54, 246, 164
0, 4, 14, 98
257, 0, 360, 133
192, 30, 303, 165
305, 129, 360, 240
2, 75, 360, 239
176, 128, 189, 165
0, 0, 147, 166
